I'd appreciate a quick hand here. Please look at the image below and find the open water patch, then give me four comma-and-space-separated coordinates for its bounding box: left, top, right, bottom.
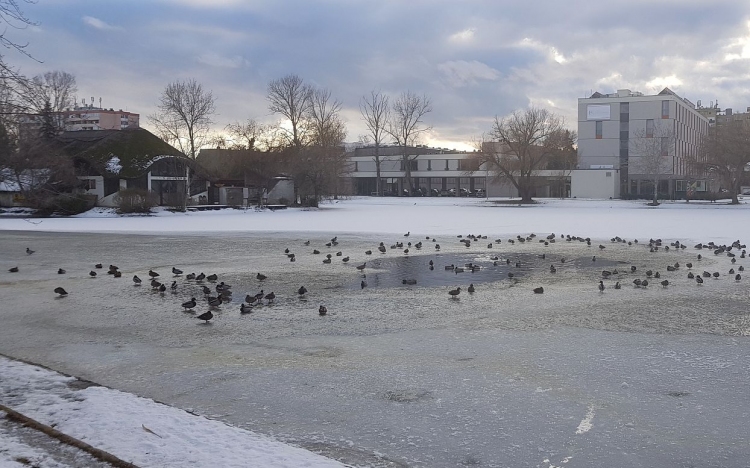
342, 252, 622, 290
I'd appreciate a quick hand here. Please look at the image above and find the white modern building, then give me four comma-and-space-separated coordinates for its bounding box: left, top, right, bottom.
578, 87, 709, 199
347, 146, 519, 197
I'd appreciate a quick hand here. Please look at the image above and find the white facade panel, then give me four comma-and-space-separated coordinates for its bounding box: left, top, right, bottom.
571, 170, 619, 199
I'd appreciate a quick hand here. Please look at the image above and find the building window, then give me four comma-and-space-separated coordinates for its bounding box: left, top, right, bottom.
458, 159, 480, 171
400, 160, 418, 171
661, 137, 669, 156
646, 119, 654, 138
595, 121, 603, 139
662, 100, 670, 119
444, 160, 450, 170
620, 102, 629, 121
82, 179, 96, 190
354, 161, 358, 172
606, 172, 612, 177
427, 160, 432, 171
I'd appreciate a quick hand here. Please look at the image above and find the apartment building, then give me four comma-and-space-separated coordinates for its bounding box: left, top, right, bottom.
62, 105, 140, 131
20, 101, 139, 139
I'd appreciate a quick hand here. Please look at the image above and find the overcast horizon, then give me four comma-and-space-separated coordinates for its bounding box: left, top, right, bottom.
5, 1, 750, 151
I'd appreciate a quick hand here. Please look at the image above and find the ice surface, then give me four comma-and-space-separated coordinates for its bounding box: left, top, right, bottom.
1, 197, 749, 467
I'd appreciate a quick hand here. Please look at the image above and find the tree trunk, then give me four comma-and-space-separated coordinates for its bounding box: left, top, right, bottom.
402, 151, 414, 195
374, 143, 381, 196
183, 165, 190, 212
652, 178, 659, 205
375, 155, 381, 196
518, 182, 532, 203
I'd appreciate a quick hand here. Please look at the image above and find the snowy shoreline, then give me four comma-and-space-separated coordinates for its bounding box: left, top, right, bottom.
1, 197, 749, 245
0, 354, 347, 468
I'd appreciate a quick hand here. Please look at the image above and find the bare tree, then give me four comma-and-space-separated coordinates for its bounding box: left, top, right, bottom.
360, 90, 390, 196
298, 87, 348, 203
696, 122, 750, 204
267, 74, 313, 150
386, 91, 432, 194
149, 79, 215, 159
149, 79, 215, 210
545, 129, 578, 199
29, 71, 77, 112
0, 124, 78, 210
479, 107, 566, 203
0, 0, 37, 57
631, 121, 674, 205
225, 118, 267, 150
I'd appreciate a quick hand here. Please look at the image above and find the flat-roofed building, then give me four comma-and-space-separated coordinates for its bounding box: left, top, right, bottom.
578, 87, 709, 199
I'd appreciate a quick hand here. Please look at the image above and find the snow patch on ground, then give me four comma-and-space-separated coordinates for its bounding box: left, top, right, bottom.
575, 405, 596, 435
0, 356, 346, 468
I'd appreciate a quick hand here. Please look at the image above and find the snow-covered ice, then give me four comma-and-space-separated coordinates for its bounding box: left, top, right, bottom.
1, 197, 749, 467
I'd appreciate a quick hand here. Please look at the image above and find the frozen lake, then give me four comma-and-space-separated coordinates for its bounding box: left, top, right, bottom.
1, 201, 749, 467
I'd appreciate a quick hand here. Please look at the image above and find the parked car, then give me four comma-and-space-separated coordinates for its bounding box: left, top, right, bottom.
458, 188, 472, 197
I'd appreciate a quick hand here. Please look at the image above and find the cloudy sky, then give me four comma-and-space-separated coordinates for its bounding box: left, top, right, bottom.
5, 0, 750, 150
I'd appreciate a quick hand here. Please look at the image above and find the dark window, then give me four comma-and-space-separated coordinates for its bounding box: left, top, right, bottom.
458, 159, 480, 171
646, 119, 654, 138
400, 160, 418, 171
662, 100, 670, 119
620, 102, 629, 121
595, 121, 603, 139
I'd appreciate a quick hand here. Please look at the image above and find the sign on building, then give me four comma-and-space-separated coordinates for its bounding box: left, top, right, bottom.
587, 104, 611, 120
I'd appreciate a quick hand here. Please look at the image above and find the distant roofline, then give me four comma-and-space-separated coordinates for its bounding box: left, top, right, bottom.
582, 87, 696, 108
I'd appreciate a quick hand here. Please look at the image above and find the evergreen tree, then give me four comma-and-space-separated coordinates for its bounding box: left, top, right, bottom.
39, 99, 57, 139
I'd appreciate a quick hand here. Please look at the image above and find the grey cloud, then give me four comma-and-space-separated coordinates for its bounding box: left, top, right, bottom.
7, 1, 750, 150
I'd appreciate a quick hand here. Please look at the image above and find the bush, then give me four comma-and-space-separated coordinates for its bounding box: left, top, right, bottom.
37, 193, 96, 216
114, 188, 158, 214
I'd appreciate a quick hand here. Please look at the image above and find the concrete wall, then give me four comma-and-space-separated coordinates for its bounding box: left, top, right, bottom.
571, 169, 620, 199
